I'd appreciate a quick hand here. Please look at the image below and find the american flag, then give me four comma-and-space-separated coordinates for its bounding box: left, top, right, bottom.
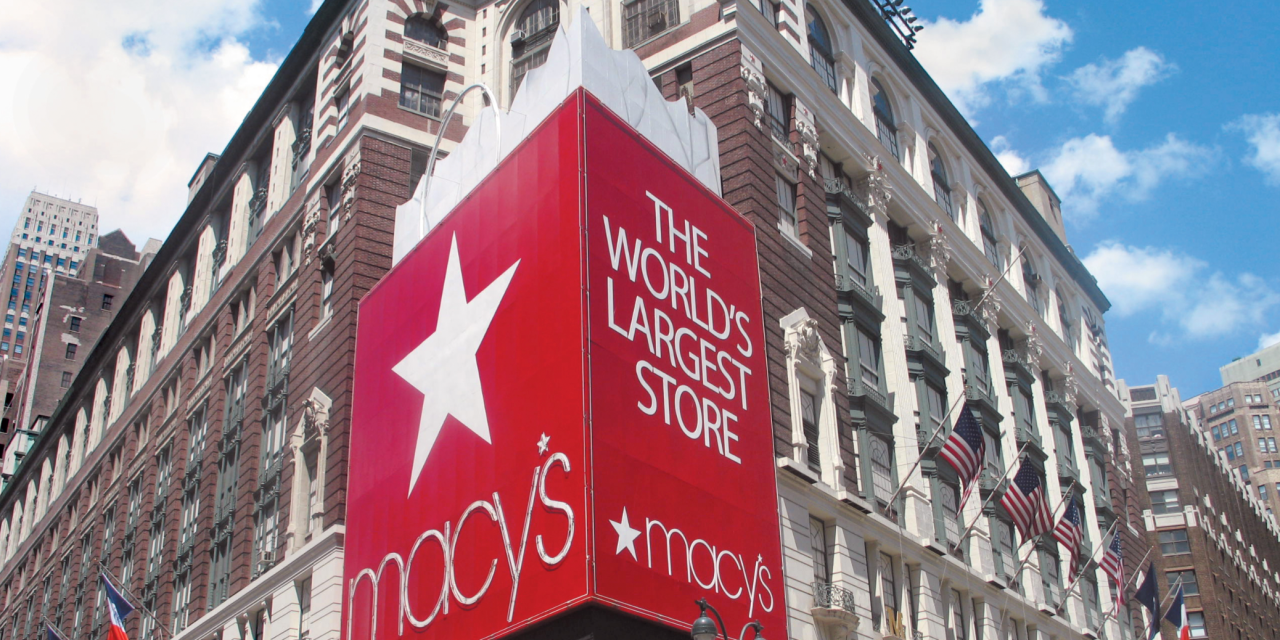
1052, 494, 1084, 576
939, 403, 985, 508
1000, 461, 1053, 539
1099, 530, 1125, 604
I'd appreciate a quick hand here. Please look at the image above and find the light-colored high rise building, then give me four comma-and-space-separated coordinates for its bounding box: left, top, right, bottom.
1221, 341, 1280, 400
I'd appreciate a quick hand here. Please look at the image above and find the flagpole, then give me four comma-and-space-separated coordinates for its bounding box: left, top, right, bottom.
880, 388, 973, 515
1053, 519, 1119, 614
42, 617, 73, 640
1097, 545, 1154, 626
98, 561, 175, 639
952, 442, 1034, 547
972, 245, 1028, 313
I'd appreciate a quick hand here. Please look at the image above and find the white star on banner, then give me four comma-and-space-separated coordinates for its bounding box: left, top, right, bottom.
393, 234, 520, 496
610, 508, 641, 560
538, 433, 550, 456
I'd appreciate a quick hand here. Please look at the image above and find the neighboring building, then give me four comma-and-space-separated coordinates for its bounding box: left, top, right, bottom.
1182, 382, 1280, 517
1121, 376, 1280, 640
0, 231, 155, 482
0, 4, 1140, 640
1221, 341, 1280, 400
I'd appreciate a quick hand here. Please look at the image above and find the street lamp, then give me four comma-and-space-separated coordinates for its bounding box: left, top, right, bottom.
691, 599, 766, 640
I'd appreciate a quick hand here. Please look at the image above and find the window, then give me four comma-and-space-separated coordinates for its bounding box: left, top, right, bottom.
1040, 549, 1061, 606
774, 173, 801, 241
400, 64, 446, 118
1142, 453, 1171, 477
1150, 490, 1180, 514
65, 343, 77, 360
842, 228, 869, 287
1212, 426, 1221, 441
870, 435, 894, 505
1263, 415, 1274, 430
1057, 290, 1076, 350
870, 79, 899, 161
101, 294, 113, 310
940, 481, 960, 546
404, 15, 447, 48
1260, 484, 1268, 502
950, 589, 967, 640
810, 516, 830, 585
766, 82, 789, 142
1188, 612, 1205, 638
1235, 441, 1244, 458
928, 143, 954, 220
978, 203, 1000, 269
622, 0, 680, 48
1226, 445, 1236, 462
856, 327, 880, 389
326, 181, 343, 236
321, 267, 335, 319
1166, 570, 1198, 596
992, 518, 1015, 580
925, 383, 945, 433
61, 371, 72, 388
1239, 465, 1249, 482
510, 0, 559, 98
1135, 413, 1165, 438
878, 552, 897, 631
1270, 437, 1277, 452
805, 6, 837, 92
1158, 529, 1189, 555
801, 387, 821, 471
1231, 419, 1239, 435
912, 294, 935, 343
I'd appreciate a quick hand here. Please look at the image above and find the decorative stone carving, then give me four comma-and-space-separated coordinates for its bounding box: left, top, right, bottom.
302, 194, 323, 263
740, 47, 768, 130
1062, 368, 1080, 407
927, 221, 951, 276
794, 317, 822, 363
794, 98, 819, 178
1023, 327, 1043, 369
403, 40, 450, 69
856, 153, 893, 215
773, 145, 800, 182
340, 148, 362, 218
978, 284, 1002, 333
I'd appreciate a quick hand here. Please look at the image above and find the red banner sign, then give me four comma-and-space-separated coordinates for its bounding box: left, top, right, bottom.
344, 90, 785, 640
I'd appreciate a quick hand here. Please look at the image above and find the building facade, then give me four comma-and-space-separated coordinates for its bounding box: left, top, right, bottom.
0, 231, 154, 482
1220, 341, 1280, 401
0, 2, 1142, 640
1121, 376, 1280, 639
1183, 382, 1280, 517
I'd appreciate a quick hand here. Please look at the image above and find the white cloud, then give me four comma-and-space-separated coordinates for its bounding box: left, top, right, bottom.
0, 0, 278, 243
1041, 133, 1215, 221
1228, 113, 1280, 185
1083, 241, 1280, 342
1261, 330, 1280, 350
913, 0, 1072, 115
310, 0, 325, 13
990, 135, 1030, 175
1066, 47, 1176, 124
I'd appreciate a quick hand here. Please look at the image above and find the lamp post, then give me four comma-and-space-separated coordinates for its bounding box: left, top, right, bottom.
691, 599, 766, 640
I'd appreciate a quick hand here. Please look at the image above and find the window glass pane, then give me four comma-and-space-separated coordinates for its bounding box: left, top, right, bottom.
857, 328, 880, 388
776, 174, 797, 235
810, 516, 829, 584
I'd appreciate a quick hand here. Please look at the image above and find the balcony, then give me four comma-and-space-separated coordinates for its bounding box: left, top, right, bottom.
849, 380, 892, 414
812, 582, 856, 613
1045, 391, 1074, 416
903, 333, 946, 369
891, 243, 933, 277
835, 272, 882, 315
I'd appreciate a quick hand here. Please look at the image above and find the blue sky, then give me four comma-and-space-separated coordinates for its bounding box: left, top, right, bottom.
910, 0, 1280, 397
0, 0, 1276, 396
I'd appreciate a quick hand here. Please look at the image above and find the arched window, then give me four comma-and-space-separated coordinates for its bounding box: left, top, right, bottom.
928, 143, 954, 220
870, 78, 899, 161
510, 0, 560, 98
806, 6, 837, 93
623, 0, 681, 48
405, 15, 447, 49
978, 201, 1001, 269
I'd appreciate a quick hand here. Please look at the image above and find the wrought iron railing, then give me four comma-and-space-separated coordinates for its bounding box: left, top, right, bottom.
812, 582, 856, 613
